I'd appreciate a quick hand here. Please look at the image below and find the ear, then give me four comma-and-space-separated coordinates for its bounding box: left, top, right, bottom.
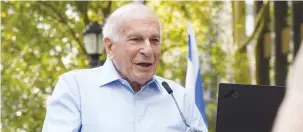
104, 37, 114, 59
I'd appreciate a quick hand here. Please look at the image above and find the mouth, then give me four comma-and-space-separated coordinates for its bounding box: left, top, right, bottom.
135, 62, 153, 67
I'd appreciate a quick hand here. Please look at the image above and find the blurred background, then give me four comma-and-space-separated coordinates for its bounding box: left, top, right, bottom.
1, 1, 303, 132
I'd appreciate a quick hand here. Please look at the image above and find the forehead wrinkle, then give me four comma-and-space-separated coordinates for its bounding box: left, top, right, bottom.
103, 3, 163, 43
118, 19, 160, 39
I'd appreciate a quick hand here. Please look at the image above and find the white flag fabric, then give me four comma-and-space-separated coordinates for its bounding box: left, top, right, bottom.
185, 22, 208, 125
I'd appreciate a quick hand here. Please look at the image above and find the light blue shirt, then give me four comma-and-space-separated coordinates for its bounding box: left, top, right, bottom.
42, 58, 208, 132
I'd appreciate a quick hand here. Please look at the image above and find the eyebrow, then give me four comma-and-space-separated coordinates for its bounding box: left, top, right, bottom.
127, 34, 160, 39
128, 34, 142, 38
150, 35, 160, 38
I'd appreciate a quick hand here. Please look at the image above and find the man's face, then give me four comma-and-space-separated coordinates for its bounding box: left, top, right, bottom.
106, 17, 161, 85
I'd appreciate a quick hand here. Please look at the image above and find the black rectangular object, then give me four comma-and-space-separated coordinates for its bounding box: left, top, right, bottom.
215, 83, 285, 132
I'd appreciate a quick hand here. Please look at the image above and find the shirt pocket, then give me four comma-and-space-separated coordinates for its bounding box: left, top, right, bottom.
80, 102, 120, 131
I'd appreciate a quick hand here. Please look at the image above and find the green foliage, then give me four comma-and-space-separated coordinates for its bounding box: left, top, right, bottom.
1, 1, 224, 132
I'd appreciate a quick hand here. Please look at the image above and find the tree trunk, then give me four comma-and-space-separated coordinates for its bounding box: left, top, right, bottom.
254, 1, 270, 85
232, 1, 251, 84
292, 1, 303, 58
232, 1, 247, 46
274, 1, 289, 86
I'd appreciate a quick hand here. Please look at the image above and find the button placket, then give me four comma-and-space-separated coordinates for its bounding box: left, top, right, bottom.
132, 97, 136, 132
136, 117, 141, 122
134, 94, 144, 132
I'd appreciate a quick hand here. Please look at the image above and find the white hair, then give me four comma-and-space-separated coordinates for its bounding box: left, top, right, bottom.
102, 2, 161, 42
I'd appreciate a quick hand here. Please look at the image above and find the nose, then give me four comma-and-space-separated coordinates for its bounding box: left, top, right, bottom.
139, 39, 153, 57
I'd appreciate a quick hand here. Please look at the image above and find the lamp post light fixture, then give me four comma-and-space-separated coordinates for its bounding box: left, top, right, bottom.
83, 22, 104, 68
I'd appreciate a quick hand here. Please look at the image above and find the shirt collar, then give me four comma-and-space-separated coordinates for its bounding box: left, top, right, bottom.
98, 58, 122, 86
99, 58, 162, 92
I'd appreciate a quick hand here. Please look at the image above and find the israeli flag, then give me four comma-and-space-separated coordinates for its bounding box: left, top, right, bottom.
185, 23, 208, 125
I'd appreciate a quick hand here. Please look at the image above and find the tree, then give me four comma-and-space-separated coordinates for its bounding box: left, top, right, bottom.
1, 1, 224, 131
274, 1, 289, 86
1, 1, 122, 131
254, 1, 270, 85
232, 1, 251, 84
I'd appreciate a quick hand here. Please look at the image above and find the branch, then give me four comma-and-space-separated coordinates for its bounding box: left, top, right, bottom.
75, 1, 89, 25
181, 4, 190, 20
102, 1, 112, 21
236, 1, 269, 52
38, 1, 87, 55
239, 19, 265, 53
158, 5, 183, 53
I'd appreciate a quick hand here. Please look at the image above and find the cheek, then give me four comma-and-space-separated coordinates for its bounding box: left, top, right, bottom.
126, 46, 140, 66
153, 46, 161, 59
152, 46, 161, 70
128, 45, 142, 57
113, 45, 129, 70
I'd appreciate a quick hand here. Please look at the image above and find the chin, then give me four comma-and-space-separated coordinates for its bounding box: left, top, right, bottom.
134, 75, 153, 84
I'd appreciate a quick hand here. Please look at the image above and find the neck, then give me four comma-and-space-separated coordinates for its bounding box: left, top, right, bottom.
111, 61, 150, 93
129, 81, 144, 93
115, 70, 146, 93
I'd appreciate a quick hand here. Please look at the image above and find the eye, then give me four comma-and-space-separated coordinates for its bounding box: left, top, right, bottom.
130, 38, 141, 41
150, 38, 159, 42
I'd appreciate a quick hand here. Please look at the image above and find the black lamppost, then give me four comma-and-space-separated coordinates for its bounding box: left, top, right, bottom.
83, 22, 104, 68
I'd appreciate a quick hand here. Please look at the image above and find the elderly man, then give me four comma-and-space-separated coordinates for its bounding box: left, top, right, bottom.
42, 3, 208, 132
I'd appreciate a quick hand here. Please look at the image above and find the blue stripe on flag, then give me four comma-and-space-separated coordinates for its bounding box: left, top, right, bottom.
187, 24, 208, 125
195, 68, 207, 124
188, 35, 192, 60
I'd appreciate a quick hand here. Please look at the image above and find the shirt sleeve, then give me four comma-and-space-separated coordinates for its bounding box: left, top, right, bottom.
42, 73, 81, 132
183, 90, 208, 132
